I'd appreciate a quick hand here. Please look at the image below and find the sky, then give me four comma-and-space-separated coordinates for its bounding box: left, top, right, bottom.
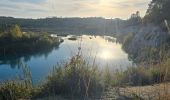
0, 0, 151, 19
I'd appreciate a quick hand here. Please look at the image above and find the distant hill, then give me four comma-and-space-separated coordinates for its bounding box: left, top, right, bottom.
0, 17, 124, 35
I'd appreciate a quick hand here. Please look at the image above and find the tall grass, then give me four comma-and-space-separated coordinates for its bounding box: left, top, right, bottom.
35, 54, 104, 99
0, 62, 33, 100
0, 81, 33, 100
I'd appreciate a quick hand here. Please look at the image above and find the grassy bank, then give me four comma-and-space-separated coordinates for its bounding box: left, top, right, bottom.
35, 55, 104, 99
0, 53, 170, 99
0, 55, 105, 99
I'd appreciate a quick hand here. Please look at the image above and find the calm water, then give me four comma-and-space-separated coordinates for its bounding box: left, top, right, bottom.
0, 35, 133, 84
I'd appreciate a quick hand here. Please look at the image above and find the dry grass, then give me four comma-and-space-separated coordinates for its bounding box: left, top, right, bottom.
119, 82, 170, 100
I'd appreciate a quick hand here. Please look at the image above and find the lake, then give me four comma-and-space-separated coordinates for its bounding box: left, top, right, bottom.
0, 35, 133, 84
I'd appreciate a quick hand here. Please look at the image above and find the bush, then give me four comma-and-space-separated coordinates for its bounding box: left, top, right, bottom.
112, 58, 170, 86
9, 25, 23, 39
36, 55, 104, 99
0, 81, 33, 100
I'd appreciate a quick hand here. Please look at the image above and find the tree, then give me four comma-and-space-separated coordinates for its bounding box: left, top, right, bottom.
9, 25, 23, 39
131, 11, 140, 18
144, 0, 170, 24
127, 11, 142, 26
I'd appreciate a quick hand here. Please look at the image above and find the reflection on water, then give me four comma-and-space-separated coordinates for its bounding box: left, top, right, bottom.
0, 45, 60, 68
0, 35, 133, 84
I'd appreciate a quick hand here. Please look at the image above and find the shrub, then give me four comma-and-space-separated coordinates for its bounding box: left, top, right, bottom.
112, 58, 170, 86
36, 55, 104, 99
9, 25, 23, 39
0, 81, 33, 100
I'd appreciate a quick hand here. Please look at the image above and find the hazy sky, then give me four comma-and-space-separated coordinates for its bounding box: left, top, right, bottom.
0, 0, 151, 19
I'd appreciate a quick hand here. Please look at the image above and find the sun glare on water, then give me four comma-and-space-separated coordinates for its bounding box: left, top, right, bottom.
100, 50, 113, 60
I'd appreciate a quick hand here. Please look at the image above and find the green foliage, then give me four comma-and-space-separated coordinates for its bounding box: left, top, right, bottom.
9, 25, 23, 39
0, 28, 63, 61
103, 68, 113, 87
0, 17, 117, 35
122, 32, 135, 49
39, 32, 53, 44
144, 0, 170, 24
36, 55, 103, 98
111, 58, 170, 86
0, 81, 33, 100
0, 62, 33, 100
123, 33, 134, 44
128, 11, 142, 25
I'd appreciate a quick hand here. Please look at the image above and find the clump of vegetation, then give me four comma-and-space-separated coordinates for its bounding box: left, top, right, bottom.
0, 24, 63, 61
0, 62, 34, 100
9, 25, 23, 39
144, 0, 170, 25
0, 81, 33, 100
122, 32, 135, 49
112, 58, 170, 86
35, 55, 104, 99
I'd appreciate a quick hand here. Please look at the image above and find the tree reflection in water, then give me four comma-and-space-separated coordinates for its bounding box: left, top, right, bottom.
0, 42, 61, 69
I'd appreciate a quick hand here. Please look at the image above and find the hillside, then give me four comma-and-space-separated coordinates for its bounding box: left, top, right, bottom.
0, 17, 120, 35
